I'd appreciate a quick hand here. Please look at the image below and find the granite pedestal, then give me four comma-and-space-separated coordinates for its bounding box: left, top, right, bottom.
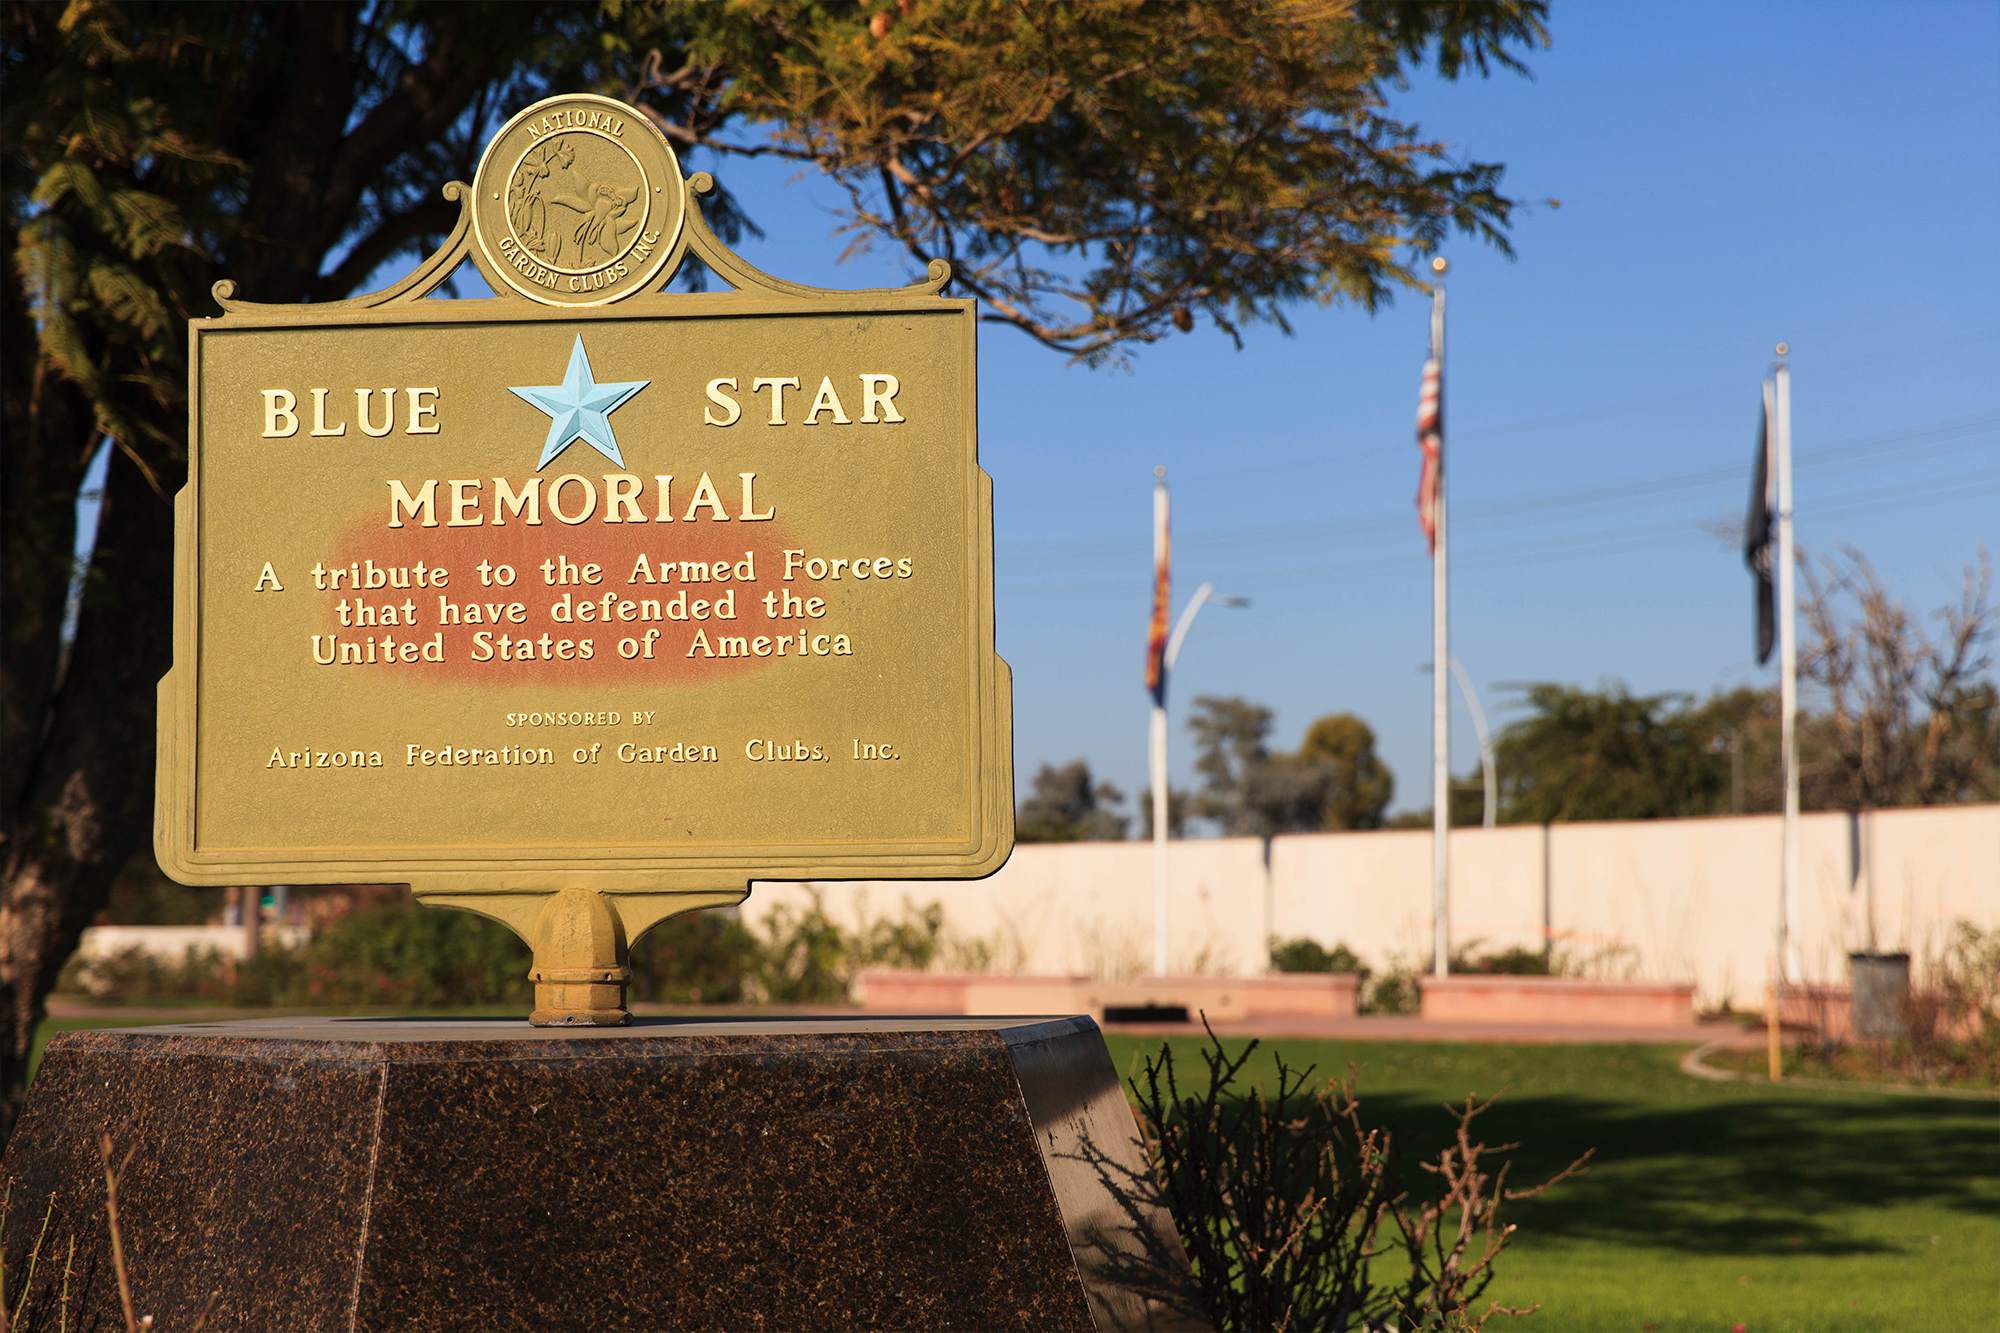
2, 1015, 1204, 1331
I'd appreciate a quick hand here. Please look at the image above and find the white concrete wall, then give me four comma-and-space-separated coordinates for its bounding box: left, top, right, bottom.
746, 803, 2000, 1011
76, 924, 312, 962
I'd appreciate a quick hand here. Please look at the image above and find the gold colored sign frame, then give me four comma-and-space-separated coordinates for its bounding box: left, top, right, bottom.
155, 96, 1012, 1020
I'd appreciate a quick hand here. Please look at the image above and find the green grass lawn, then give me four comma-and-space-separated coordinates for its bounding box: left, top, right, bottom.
30, 1017, 1996, 1330
1101, 1034, 2000, 1333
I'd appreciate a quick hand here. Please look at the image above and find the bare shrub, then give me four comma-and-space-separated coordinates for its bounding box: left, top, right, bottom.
1, 1132, 217, 1332
1130, 1024, 1589, 1331
1800, 546, 1997, 808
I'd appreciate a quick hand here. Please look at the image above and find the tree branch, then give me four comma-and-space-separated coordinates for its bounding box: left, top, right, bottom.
309, 193, 461, 303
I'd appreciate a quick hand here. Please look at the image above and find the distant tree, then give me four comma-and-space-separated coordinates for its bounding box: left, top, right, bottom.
1238, 756, 1338, 836
1683, 686, 1784, 814
1188, 696, 1304, 835
1493, 683, 1727, 824
1188, 696, 1277, 834
1016, 761, 1129, 842
1385, 779, 1484, 830
1139, 786, 1195, 839
1801, 546, 1998, 808
1296, 713, 1395, 829
1190, 698, 1394, 834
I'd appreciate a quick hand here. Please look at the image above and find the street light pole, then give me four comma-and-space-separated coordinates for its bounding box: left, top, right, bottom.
1150, 579, 1248, 977
1446, 658, 1497, 830
1152, 576, 1240, 972
1422, 658, 1497, 829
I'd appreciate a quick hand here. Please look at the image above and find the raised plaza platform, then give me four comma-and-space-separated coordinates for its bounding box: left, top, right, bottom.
856, 969, 1360, 1023
3, 1015, 1205, 1331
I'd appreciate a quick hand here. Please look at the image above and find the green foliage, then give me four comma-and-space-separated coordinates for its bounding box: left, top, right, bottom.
1269, 937, 1369, 978
1493, 683, 1726, 824
60, 893, 964, 1010
1938, 919, 2000, 1030
1137, 784, 1194, 839
750, 894, 854, 1005
289, 904, 533, 1007
1297, 713, 1397, 830
1016, 759, 1130, 842
1454, 945, 1550, 977
1486, 548, 1997, 826
57, 903, 533, 1007
1267, 938, 1427, 1014
628, 909, 763, 1004
1450, 683, 1776, 825
750, 891, 944, 1004
1188, 695, 1277, 833
1366, 970, 1420, 1016
6, 3, 236, 461
56, 945, 215, 1005
1191, 698, 1396, 834
630, 0, 1548, 364
97, 853, 226, 926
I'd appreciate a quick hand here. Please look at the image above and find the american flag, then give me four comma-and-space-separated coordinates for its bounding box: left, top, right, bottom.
1416, 344, 1443, 554
1144, 478, 1171, 706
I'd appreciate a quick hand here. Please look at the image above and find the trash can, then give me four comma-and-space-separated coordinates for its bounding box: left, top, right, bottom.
1849, 952, 1910, 1039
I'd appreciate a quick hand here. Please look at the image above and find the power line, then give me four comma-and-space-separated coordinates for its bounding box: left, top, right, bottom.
1454, 328, 2000, 442
1000, 411, 1999, 568
1006, 326, 2000, 511
998, 464, 2000, 602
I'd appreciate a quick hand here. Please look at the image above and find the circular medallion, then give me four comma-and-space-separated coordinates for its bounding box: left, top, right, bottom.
471, 93, 685, 307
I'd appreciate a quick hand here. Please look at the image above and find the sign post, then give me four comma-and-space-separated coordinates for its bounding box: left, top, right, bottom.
156, 94, 1014, 1024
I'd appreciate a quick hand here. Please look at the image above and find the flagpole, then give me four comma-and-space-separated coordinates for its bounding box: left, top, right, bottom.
1151, 469, 1171, 977
1775, 343, 1801, 980
1151, 703, 1168, 974
1429, 263, 1450, 979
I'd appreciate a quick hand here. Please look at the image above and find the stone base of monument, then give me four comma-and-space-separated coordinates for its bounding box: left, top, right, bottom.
2, 1015, 1205, 1331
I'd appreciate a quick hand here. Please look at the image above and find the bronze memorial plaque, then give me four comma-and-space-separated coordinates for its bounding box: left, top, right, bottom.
156, 94, 1012, 1021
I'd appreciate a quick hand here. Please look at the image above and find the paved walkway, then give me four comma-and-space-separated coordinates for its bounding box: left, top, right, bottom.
1101, 1013, 1767, 1046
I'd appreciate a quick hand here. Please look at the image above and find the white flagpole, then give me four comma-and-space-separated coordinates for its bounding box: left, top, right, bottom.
1430, 272, 1450, 979
1151, 473, 1171, 977
1150, 703, 1168, 975
1775, 344, 1801, 980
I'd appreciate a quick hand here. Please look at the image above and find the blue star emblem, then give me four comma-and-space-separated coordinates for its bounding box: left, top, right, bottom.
509, 336, 649, 470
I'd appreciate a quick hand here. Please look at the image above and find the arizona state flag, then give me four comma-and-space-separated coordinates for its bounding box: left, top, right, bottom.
1416, 342, 1443, 554
1744, 391, 1776, 665
1144, 479, 1171, 706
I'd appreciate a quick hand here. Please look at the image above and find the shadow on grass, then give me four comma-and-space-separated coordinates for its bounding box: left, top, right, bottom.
1355, 1090, 2000, 1259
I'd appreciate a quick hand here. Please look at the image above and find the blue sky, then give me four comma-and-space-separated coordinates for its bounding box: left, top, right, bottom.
385, 3, 1999, 821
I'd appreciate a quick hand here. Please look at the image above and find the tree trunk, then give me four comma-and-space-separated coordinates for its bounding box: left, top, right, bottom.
0, 444, 179, 1137
0, 5, 501, 1145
